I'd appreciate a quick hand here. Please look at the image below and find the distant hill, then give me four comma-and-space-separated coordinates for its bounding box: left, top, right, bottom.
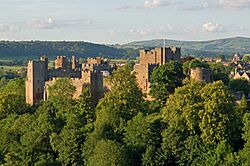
0, 37, 250, 60
0, 41, 131, 60
124, 37, 250, 58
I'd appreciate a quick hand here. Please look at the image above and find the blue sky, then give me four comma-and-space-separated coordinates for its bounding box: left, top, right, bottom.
0, 0, 250, 44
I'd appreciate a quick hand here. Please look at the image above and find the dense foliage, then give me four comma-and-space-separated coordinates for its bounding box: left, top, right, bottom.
0, 65, 249, 165
0, 41, 137, 60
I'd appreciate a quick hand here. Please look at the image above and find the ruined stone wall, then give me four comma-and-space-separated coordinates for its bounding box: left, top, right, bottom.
190, 67, 213, 83
48, 68, 81, 79
134, 64, 158, 94
55, 56, 69, 69
87, 57, 103, 65
26, 56, 111, 105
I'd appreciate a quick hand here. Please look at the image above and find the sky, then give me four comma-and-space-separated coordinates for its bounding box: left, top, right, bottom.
0, 0, 250, 44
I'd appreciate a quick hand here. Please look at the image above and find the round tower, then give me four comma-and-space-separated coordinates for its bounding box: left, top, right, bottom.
190, 67, 213, 83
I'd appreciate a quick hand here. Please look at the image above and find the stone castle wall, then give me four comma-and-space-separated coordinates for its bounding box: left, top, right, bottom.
26, 56, 110, 105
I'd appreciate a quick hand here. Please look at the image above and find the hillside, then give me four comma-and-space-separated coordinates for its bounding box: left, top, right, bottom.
0, 37, 250, 60
0, 41, 131, 60
125, 37, 250, 58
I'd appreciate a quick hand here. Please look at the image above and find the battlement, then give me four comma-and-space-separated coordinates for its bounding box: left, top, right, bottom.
139, 47, 181, 65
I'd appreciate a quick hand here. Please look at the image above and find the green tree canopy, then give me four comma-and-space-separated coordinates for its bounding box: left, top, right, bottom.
48, 78, 76, 110
150, 61, 185, 103
228, 78, 250, 95
88, 140, 128, 166
243, 54, 250, 62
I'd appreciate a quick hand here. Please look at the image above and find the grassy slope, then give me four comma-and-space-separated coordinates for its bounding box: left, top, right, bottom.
125, 37, 250, 57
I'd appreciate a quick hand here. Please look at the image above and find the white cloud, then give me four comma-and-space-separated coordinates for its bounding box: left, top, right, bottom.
109, 30, 118, 35
117, 5, 133, 10
0, 23, 21, 32
202, 22, 225, 32
144, 0, 176, 8
0, 17, 92, 32
26, 17, 59, 29
128, 25, 199, 37
118, 0, 178, 10
218, 0, 250, 9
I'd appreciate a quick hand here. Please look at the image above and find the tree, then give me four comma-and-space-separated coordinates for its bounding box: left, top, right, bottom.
150, 61, 185, 103
178, 135, 209, 166
241, 113, 250, 165
50, 115, 85, 165
16, 102, 60, 165
48, 78, 76, 110
189, 59, 209, 69
96, 66, 144, 129
124, 113, 162, 165
0, 78, 25, 100
74, 88, 95, 130
203, 140, 239, 166
162, 81, 205, 134
83, 66, 145, 163
228, 78, 250, 95
50, 89, 95, 166
243, 54, 250, 62
0, 93, 27, 120
48, 78, 76, 99
209, 62, 231, 85
199, 81, 234, 145
88, 140, 128, 166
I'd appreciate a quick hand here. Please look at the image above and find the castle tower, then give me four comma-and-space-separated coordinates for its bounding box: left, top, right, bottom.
134, 47, 181, 99
190, 67, 213, 83
26, 58, 48, 105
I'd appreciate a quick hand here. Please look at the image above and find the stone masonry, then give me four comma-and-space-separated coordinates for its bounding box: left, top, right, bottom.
26, 56, 114, 105
134, 47, 181, 96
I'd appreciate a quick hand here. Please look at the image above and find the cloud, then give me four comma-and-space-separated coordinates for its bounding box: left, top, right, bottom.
127, 25, 199, 37
202, 22, 225, 32
0, 17, 92, 32
117, 5, 132, 10
144, 0, 177, 8
25, 17, 59, 29
218, 0, 250, 9
0, 23, 21, 32
118, 0, 179, 10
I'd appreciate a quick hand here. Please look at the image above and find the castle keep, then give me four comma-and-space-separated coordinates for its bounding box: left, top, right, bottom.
134, 47, 181, 95
26, 56, 114, 105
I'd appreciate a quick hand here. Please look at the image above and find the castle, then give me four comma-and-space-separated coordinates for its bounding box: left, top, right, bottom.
134, 47, 181, 96
26, 56, 115, 105
26, 47, 217, 105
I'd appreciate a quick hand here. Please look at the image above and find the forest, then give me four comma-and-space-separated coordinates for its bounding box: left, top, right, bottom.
0, 41, 137, 60
0, 60, 250, 166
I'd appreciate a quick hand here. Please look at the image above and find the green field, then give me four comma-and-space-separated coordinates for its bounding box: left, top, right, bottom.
0, 65, 26, 72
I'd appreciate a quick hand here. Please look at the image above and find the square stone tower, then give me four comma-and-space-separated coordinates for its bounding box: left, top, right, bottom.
26, 57, 48, 105
134, 47, 181, 97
